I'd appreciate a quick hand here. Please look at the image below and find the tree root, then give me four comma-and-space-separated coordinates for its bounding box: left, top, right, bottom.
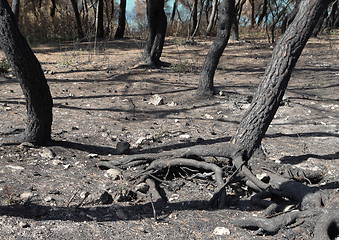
98, 143, 337, 238
233, 208, 339, 239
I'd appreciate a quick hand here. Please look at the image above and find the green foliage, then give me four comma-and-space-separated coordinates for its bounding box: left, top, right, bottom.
0, 58, 10, 73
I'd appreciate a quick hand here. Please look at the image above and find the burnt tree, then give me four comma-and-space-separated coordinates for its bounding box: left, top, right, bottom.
99, 0, 337, 238
197, 0, 235, 97
70, 0, 85, 39
96, 0, 105, 38
143, 0, 167, 66
11, 0, 20, 22
114, 0, 126, 39
0, 0, 53, 145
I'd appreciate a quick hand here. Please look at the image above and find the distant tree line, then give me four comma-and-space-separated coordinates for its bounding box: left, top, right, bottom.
5, 0, 338, 43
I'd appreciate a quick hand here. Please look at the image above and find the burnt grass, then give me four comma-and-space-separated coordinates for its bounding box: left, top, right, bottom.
0, 35, 338, 239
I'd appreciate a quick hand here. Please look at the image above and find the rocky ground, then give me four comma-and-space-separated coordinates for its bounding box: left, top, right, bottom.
0, 34, 338, 239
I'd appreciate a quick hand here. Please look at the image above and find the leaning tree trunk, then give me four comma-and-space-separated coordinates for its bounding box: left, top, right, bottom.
11, 0, 20, 22
70, 0, 85, 39
190, 0, 198, 37
114, 0, 126, 39
230, 0, 333, 162
0, 0, 53, 145
197, 0, 235, 97
143, 0, 167, 66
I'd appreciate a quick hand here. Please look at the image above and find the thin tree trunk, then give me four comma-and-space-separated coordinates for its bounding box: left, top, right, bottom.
70, 0, 85, 38
114, 0, 126, 39
50, 0, 56, 17
197, 0, 235, 96
206, 0, 218, 35
11, 0, 20, 22
170, 0, 178, 26
143, 0, 167, 66
191, 0, 205, 39
96, 0, 104, 38
190, 0, 198, 36
257, 0, 267, 26
249, 0, 255, 27
0, 0, 53, 145
231, 0, 333, 161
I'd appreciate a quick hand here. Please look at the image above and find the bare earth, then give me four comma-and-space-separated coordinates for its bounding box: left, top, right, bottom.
0, 35, 338, 239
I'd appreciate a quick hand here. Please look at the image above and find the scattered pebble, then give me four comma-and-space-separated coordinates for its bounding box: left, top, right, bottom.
39, 147, 55, 159
148, 94, 164, 105
213, 227, 230, 236
105, 168, 122, 180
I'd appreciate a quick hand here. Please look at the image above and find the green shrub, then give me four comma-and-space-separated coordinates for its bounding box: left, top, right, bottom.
0, 57, 10, 73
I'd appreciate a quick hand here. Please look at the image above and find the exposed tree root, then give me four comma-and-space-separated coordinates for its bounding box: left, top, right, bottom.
98, 143, 337, 238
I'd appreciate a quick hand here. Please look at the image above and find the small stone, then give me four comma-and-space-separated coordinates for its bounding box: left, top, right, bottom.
18, 142, 35, 149
80, 191, 90, 199
174, 119, 179, 123
44, 196, 55, 202
20, 191, 34, 201
19, 222, 30, 228
167, 101, 177, 106
213, 227, 230, 236
179, 134, 191, 139
116, 141, 130, 154
88, 153, 99, 158
39, 147, 55, 159
135, 183, 149, 193
204, 114, 214, 119
52, 159, 63, 166
63, 164, 71, 169
5, 107, 12, 111
148, 94, 164, 105
105, 169, 122, 180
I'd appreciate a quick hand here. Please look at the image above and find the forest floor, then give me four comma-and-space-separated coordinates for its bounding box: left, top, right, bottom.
0, 34, 338, 240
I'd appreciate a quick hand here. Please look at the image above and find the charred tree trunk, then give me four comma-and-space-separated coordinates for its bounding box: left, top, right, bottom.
70, 0, 85, 39
249, 0, 255, 27
50, 0, 56, 18
206, 0, 218, 35
143, 0, 167, 66
11, 0, 20, 22
96, 0, 105, 38
0, 0, 53, 145
231, 0, 333, 161
114, 0, 126, 39
190, 0, 198, 37
197, 0, 235, 97
169, 0, 178, 26
257, 0, 267, 26
231, 0, 246, 41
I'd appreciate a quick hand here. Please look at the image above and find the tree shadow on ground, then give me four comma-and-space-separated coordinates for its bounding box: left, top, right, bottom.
280, 151, 339, 164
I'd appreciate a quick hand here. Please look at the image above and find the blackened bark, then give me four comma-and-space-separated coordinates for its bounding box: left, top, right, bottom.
231, 0, 246, 41
50, 0, 56, 17
11, 0, 20, 22
257, 0, 267, 26
143, 0, 167, 66
170, 0, 178, 26
0, 0, 53, 145
96, 0, 104, 38
114, 0, 126, 39
197, 0, 235, 96
70, 0, 85, 39
190, 0, 198, 36
231, 0, 333, 161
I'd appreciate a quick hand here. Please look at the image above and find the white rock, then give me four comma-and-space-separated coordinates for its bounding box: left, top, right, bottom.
179, 134, 191, 139
213, 227, 230, 236
148, 94, 164, 105
52, 159, 63, 166
204, 114, 214, 119
39, 147, 55, 159
20, 191, 34, 201
105, 169, 122, 180
88, 153, 99, 158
